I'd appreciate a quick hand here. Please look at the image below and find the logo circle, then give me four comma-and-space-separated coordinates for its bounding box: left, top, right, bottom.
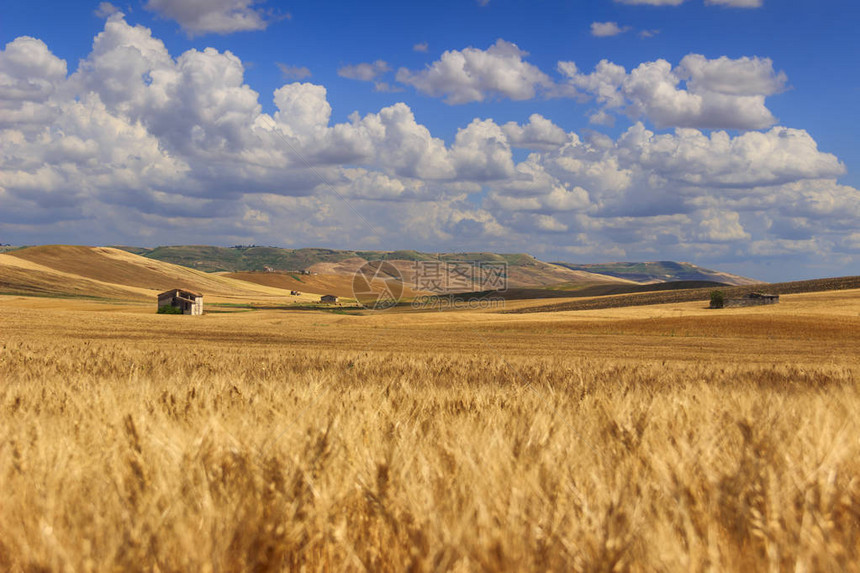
351, 261, 404, 310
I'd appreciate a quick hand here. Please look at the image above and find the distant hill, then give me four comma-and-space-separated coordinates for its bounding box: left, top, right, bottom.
111, 245, 759, 289
115, 245, 575, 272
1, 245, 759, 303
0, 246, 296, 301
505, 276, 860, 314
113, 245, 636, 290
553, 261, 758, 286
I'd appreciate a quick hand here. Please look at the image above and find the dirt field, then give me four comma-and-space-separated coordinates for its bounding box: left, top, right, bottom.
1, 291, 859, 571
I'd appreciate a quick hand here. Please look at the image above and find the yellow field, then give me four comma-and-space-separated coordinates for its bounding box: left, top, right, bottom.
2, 291, 860, 571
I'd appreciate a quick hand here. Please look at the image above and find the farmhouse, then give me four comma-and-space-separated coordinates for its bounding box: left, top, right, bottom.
723, 292, 780, 308
157, 289, 204, 315
320, 294, 338, 304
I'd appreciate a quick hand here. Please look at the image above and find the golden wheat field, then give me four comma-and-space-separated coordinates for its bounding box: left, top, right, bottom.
2, 291, 860, 572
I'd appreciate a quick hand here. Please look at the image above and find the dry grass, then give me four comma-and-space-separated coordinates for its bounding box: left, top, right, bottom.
0, 246, 303, 302
1, 292, 860, 571
505, 276, 860, 314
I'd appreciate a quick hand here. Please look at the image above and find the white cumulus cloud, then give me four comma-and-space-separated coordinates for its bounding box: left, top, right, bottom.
0, 13, 856, 277
501, 114, 568, 150
560, 54, 786, 129
337, 60, 391, 82
144, 0, 272, 36
396, 39, 554, 104
591, 22, 631, 37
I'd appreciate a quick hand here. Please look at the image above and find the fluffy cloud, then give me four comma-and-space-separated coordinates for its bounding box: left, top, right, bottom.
277, 64, 311, 80
0, 13, 857, 278
560, 54, 786, 129
616, 123, 844, 187
450, 119, 516, 181
0, 37, 67, 130
272, 83, 331, 136
695, 209, 750, 242
501, 114, 569, 150
144, 0, 272, 36
337, 60, 391, 81
94, 2, 120, 18
476, 119, 854, 260
678, 54, 785, 96
393, 43, 782, 132
396, 39, 553, 104
591, 22, 631, 37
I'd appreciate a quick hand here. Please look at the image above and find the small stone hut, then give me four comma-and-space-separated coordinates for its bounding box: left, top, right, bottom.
320, 294, 338, 304
158, 289, 204, 315
722, 292, 779, 308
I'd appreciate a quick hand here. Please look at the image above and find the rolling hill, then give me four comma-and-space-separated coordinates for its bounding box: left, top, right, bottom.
1, 244, 761, 305
119, 245, 748, 289
0, 246, 298, 301
115, 245, 566, 275
224, 269, 424, 300
504, 276, 860, 314
554, 261, 759, 285
0, 253, 152, 300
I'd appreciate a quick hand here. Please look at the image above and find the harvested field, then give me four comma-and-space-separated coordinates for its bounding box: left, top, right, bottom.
505, 275, 860, 313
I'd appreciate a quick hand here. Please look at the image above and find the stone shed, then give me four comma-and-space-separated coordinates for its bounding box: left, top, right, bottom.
157, 289, 204, 315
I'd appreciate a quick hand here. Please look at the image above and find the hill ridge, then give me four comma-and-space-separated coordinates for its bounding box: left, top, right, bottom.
110, 245, 756, 287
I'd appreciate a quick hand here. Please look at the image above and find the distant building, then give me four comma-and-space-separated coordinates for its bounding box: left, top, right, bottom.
722, 292, 779, 308
290, 290, 301, 296
157, 289, 204, 315
264, 266, 274, 272
320, 294, 338, 304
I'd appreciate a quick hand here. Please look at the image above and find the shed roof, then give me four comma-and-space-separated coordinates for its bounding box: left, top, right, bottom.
158, 289, 203, 298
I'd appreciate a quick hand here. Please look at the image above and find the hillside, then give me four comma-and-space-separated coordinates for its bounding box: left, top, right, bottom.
504, 276, 860, 314
117, 245, 557, 274
114, 245, 757, 288
553, 261, 758, 286
225, 269, 425, 300
0, 246, 296, 301
0, 254, 151, 300
1, 245, 761, 304
464, 280, 733, 302
114, 245, 642, 289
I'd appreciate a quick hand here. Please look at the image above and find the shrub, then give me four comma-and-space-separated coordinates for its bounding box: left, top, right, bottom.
710, 290, 725, 309
157, 305, 183, 315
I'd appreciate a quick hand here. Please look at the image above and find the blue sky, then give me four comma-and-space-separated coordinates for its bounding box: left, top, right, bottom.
1, 0, 858, 280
